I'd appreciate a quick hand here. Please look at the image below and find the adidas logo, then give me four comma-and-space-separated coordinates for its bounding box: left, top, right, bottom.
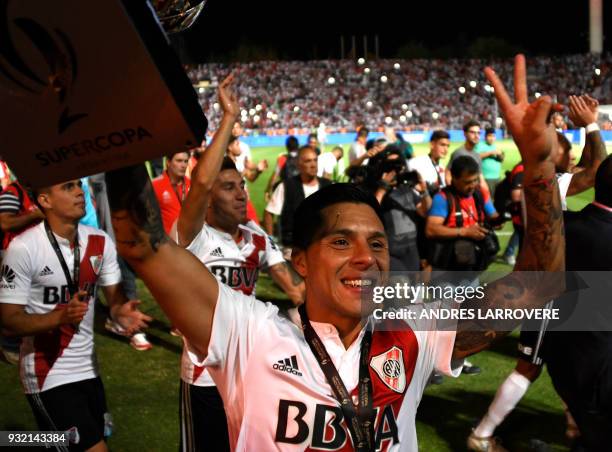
273, 355, 302, 376
39, 266, 54, 277
1, 265, 15, 284
210, 247, 224, 258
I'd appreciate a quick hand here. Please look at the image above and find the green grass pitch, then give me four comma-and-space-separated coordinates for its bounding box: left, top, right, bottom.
0, 140, 609, 451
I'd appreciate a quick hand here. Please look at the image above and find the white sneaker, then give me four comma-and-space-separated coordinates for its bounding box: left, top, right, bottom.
130, 333, 152, 351
503, 255, 516, 266
104, 318, 128, 336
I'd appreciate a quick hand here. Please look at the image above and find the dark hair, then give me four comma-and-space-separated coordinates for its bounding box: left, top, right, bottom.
357, 127, 369, 139
286, 136, 299, 152
292, 183, 384, 250
308, 133, 318, 141
595, 154, 612, 207
463, 120, 480, 132
485, 127, 495, 136
430, 130, 450, 142
451, 155, 480, 179
220, 156, 238, 172
166, 150, 190, 161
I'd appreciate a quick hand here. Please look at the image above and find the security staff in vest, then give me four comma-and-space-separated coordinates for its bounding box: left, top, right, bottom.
264, 146, 331, 259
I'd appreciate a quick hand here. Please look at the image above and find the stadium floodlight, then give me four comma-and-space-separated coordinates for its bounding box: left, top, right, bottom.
366, 101, 373, 108
469, 80, 477, 88
255, 104, 262, 111
595, 68, 601, 76
484, 84, 491, 92
364, 67, 371, 74
399, 115, 407, 122
213, 102, 220, 111
432, 112, 439, 120
380, 75, 388, 83
198, 87, 205, 94
401, 104, 408, 111
385, 116, 392, 124
358, 58, 365, 65
458, 86, 466, 94
249, 108, 256, 116
293, 106, 300, 112
253, 115, 260, 123
394, 63, 400, 70
535, 92, 541, 98
406, 110, 413, 118
328, 77, 336, 85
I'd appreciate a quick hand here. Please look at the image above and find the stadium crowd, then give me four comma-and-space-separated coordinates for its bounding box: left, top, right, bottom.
0, 54, 611, 452
187, 53, 612, 133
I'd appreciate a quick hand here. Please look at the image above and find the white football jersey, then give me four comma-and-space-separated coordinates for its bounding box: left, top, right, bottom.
178, 220, 285, 386
187, 282, 462, 451
0, 223, 121, 394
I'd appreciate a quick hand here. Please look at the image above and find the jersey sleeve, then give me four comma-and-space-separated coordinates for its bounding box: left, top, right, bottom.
0, 239, 33, 305
185, 225, 213, 257
0, 191, 20, 214
428, 193, 448, 218
263, 234, 285, 268
265, 183, 284, 215
97, 232, 122, 287
405, 303, 463, 395
185, 281, 279, 389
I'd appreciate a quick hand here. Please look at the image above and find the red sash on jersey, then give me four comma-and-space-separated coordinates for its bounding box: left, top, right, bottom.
33, 234, 106, 390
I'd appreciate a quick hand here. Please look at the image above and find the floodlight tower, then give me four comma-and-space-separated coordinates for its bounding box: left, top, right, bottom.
590, 0, 603, 53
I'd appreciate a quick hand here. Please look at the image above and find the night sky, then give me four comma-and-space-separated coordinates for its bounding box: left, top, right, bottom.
172, 0, 609, 63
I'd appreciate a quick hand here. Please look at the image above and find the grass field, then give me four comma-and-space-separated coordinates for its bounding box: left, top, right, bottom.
0, 140, 608, 452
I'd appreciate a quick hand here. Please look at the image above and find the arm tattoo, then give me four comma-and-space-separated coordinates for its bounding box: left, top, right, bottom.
587, 131, 608, 167
454, 174, 565, 358
271, 262, 304, 287
105, 165, 168, 252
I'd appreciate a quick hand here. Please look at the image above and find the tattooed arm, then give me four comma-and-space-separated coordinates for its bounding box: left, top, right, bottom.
106, 165, 218, 357
567, 95, 607, 196
453, 55, 566, 359
268, 262, 305, 306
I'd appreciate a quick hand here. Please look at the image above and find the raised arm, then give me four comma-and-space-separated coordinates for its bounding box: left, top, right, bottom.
453, 55, 565, 359
176, 75, 240, 247
566, 95, 607, 196
105, 165, 218, 357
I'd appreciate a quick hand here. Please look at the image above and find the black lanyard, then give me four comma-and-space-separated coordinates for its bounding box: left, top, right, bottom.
298, 304, 375, 451
44, 221, 80, 297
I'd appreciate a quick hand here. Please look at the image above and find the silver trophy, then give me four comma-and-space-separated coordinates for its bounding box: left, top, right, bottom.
151, 0, 208, 34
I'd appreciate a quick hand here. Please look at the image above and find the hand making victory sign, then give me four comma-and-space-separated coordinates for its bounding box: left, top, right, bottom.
484, 55, 559, 176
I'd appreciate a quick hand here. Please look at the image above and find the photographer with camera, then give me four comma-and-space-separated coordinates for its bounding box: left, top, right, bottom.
407, 130, 450, 196
364, 146, 432, 272
426, 155, 501, 273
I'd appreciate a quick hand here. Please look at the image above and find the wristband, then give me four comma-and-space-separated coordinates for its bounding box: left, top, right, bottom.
585, 123, 600, 134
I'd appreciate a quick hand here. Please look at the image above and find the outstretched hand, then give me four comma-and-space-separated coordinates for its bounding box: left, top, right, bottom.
568, 94, 599, 127
218, 74, 240, 119
484, 55, 558, 167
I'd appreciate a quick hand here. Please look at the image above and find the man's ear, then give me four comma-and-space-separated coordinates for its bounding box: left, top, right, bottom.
291, 248, 307, 278
37, 193, 51, 211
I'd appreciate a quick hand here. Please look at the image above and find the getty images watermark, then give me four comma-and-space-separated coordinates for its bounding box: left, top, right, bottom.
360, 271, 612, 332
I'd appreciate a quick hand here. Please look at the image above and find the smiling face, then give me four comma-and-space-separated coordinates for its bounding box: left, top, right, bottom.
37, 179, 85, 222
208, 169, 247, 231
292, 202, 389, 325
